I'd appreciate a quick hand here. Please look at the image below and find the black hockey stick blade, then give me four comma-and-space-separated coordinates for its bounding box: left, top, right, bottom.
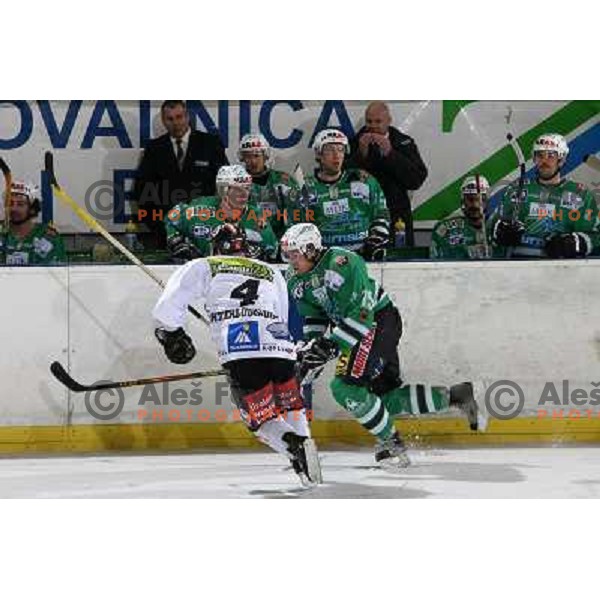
50, 361, 88, 392
0, 156, 10, 177
50, 360, 226, 393
44, 151, 60, 188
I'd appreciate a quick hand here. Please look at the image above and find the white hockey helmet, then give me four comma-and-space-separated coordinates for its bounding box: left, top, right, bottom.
281, 223, 323, 260
313, 128, 349, 155
238, 133, 271, 160
461, 175, 490, 197
532, 133, 569, 161
8, 180, 41, 216
216, 165, 253, 196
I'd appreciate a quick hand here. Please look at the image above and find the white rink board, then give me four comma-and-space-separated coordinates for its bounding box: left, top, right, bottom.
1, 260, 599, 426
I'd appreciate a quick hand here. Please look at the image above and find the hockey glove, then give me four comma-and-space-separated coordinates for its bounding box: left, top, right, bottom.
296, 337, 339, 385
361, 218, 390, 261
155, 327, 196, 364
545, 232, 591, 259
167, 235, 199, 262
491, 219, 525, 247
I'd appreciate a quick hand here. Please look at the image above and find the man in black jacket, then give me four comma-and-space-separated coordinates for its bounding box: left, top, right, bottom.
347, 101, 428, 247
133, 100, 229, 249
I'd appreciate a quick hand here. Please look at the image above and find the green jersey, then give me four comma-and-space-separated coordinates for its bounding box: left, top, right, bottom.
165, 196, 279, 260
0, 223, 66, 265
249, 169, 299, 238
286, 169, 389, 250
490, 178, 600, 257
430, 216, 495, 259
286, 247, 391, 353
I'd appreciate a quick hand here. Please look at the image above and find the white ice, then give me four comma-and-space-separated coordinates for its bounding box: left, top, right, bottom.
1, 447, 600, 498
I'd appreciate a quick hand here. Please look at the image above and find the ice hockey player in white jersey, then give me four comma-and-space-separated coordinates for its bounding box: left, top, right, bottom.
153, 222, 322, 486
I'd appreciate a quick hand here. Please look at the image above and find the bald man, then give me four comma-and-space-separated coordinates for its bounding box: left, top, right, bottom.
347, 101, 428, 247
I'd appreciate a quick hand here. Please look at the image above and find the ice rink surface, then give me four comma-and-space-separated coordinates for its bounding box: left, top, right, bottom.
2, 446, 600, 498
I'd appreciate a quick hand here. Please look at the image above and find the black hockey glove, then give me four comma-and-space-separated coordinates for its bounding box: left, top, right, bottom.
491, 219, 525, 247
297, 337, 339, 384
361, 218, 390, 261
155, 327, 196, 364
545, 232, 591, 259
167, 235, 199, 262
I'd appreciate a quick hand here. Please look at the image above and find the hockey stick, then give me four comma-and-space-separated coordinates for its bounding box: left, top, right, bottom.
506, 133, 526, 217
44, 152, 208, 326
50, 360, 225, 392
505, 133, 527, 258
0, 156, 12, 233
583, 154, 600, 173
475, 173, 490, 258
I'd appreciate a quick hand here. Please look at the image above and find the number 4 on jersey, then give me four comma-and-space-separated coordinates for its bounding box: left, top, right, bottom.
230, 279, 260, 306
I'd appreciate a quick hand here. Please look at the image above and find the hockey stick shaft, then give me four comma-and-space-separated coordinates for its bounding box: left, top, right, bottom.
50, 360, 225, 392
507, 133, 526, 218
44, 152, 208, 325
584, 154, 600, 173
0, 157, 12, 231
475, 173, 490, 258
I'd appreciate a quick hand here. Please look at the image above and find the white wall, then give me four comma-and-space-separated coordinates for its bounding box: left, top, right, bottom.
1, 260, 599, 426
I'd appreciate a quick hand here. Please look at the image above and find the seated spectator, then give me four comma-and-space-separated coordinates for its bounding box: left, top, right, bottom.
489, 133, 600, 258
285, 128, 390, 261
238, 133, 299, 239
165, 165, 278, 262
1, 181, 66, 265
347, 101, 428, 247
134, 100, 229, 249
430, 175, 495, 259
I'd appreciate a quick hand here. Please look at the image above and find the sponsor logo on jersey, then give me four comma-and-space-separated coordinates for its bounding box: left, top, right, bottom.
560, 192, 583, 211
207, 257, 274, 281
292, 281, 305, 300
323, 198, 350, 216
227, 321, 260, 352
192, 225, 212, 238
334, 255, 349, 266
449, 234, 464, 246
33, 237, 53, 256
312, 286, 329, 305
529, 202, 556, 218
335, 353, 350, 376
436, 224, 448, 237
350, 181, 370, 201
324, 269, 345, 291
266, 322, 291, 340
211, 308, 277, 323
522, 235, 545, 248
350, 328, 375, 379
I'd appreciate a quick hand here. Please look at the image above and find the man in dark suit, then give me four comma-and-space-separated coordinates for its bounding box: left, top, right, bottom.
134, 100, 229, 248
347, 101, 428, 247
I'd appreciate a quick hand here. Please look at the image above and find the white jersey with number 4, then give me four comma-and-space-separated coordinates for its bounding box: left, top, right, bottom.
153, 256, 295, 364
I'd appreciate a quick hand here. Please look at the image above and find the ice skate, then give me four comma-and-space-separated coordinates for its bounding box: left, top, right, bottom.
374, 431, 411, 470
449, 382, 488, 432
283, 432, 323, 486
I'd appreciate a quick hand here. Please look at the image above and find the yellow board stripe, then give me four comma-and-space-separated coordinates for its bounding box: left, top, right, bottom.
0, 416, 599, 455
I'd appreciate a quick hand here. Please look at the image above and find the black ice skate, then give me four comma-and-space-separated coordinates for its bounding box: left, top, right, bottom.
283, 432, 323, 486
449, 382, 488, 431
374, 431, 411, 470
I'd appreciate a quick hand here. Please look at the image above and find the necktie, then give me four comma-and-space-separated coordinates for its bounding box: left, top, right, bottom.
176, 139, 184, 170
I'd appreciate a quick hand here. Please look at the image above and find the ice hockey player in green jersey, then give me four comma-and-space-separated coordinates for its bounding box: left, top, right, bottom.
430, 174, 495, 259
1, 180, 66, 265
238, 133, 299, 239
165, 165, 278, 262
287, 128, 390, 261
282, 223, 487, 470
489, 133, 600, 258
